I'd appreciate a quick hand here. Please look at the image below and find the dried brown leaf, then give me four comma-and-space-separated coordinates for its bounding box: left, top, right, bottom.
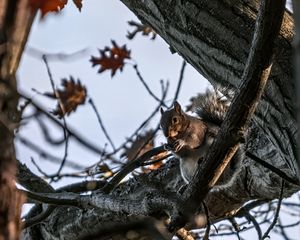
29, 0, 67, 18
52, 76, 87, 118
90, 40, 131, 77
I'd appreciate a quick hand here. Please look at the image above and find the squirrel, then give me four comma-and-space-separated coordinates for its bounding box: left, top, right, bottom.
160, 88, 242, 186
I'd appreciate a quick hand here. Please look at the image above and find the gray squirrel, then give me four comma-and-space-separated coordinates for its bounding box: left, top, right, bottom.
160, 88, 242, 186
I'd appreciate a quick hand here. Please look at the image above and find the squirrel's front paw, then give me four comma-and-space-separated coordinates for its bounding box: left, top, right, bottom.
172, 140, 184, 152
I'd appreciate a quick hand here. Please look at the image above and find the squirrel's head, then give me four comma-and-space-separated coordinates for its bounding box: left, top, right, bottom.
160, 101, 189, 140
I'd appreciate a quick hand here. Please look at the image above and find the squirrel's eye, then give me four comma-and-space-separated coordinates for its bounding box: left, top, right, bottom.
172, 117, 178, 124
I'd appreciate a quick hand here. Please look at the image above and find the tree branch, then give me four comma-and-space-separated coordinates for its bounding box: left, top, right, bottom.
169, 0, 286, 231
261, 180, 285, 239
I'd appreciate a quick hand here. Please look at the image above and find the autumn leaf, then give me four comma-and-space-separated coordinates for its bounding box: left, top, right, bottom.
29, 0, 68, 18
90, 40, 131, 77
127, 20, 157, 40
51, 77, 87, 118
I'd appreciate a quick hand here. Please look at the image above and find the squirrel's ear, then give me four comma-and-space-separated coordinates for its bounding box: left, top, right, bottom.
160, 107, 165, 115
174, 101, 182, 113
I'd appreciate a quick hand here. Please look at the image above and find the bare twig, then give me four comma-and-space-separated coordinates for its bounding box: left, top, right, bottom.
42, 55, 69, 176
26, 47, 90, 62
107, 79, 169, 156
246, 151, 299, 185
203, 202, 211, 240
31, 158, 50, 178
277, 218, 291, 240
88, 98, 116, 151
16, 136, 85, 170
36, 114, 65, 145
244, 212, 262, 239
132, 64, 167, 107
228, 217, 241, 240
261, 180, 285, 239
19, 91, 114, 160
172, 60, 186, 104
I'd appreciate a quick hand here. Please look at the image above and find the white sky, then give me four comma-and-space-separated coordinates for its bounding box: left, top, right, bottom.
16, 1, 299, 239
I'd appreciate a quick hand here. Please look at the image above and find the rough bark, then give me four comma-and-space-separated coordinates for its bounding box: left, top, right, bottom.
21, 0, 300, 239
293, 0, 300, 172
0, 0, 35, 239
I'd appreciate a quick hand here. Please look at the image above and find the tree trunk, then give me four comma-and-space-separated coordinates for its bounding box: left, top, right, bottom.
21, 0, 300, 239
0, 0, 35, 239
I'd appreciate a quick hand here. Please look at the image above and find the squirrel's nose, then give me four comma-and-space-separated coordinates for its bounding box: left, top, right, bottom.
168, 130, 178, 138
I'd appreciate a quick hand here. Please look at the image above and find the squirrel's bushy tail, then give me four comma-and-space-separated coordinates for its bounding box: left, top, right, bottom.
192, 87, 233, 126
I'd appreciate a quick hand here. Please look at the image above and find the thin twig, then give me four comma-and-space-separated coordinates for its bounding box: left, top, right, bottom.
203, 202, 211, 240
261, 180, 285, 239
228, 217, 241, 240
172, 60, 186, 104
88, 98, 116, 151
16, 135, 85, 170
27, 47, 90, 62
36, 114, 65, 145
277, 218, 291, 240
19, 91, 117, 161
246, 151, 299, 185
42, 55, 69, 176
106, 80, 169, 156
31, 158, 50, 178
245, 212, 262, 239
133, 64, 167, 107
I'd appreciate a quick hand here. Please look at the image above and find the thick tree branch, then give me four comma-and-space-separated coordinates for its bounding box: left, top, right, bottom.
20, 189, 179, 218
169, 0, 286, 231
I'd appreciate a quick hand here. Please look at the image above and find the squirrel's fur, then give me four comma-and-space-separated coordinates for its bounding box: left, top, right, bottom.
160, 88, 241, 186
193, 88, 230, 125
